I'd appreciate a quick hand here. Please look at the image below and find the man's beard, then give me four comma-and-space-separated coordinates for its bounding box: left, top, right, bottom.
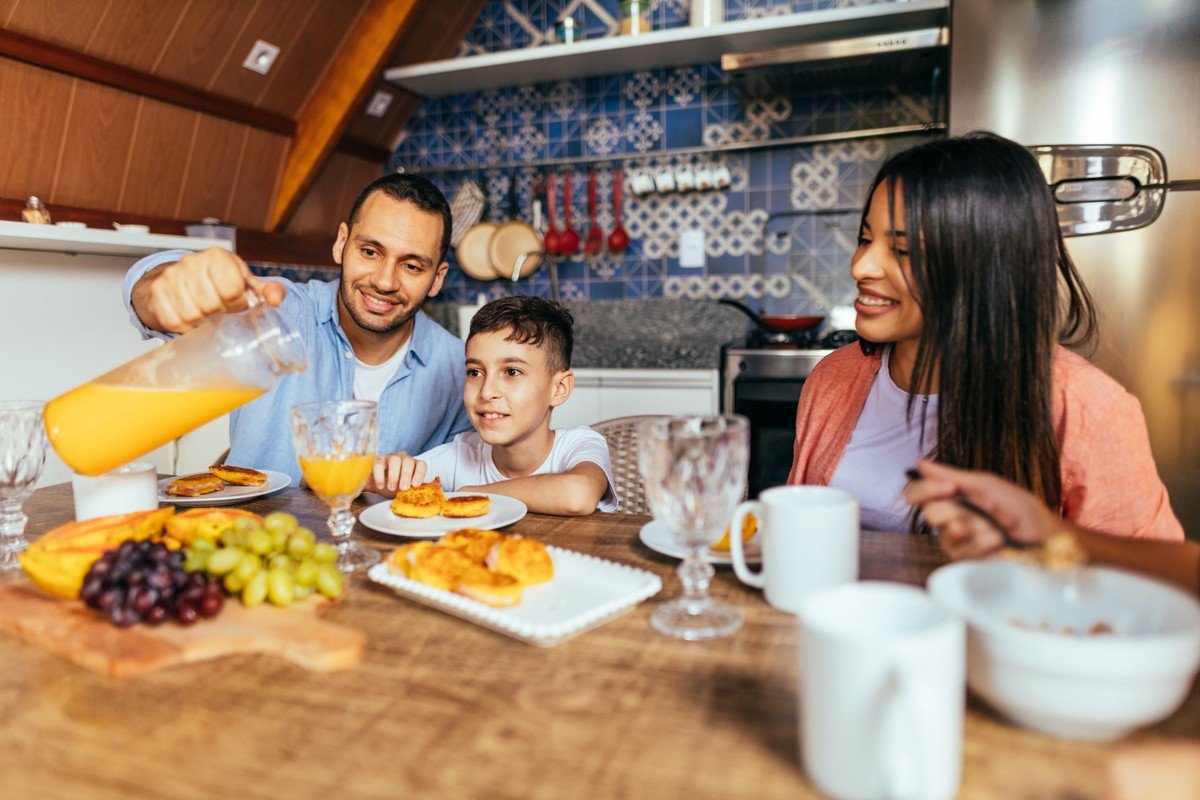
339, 275, 418, 335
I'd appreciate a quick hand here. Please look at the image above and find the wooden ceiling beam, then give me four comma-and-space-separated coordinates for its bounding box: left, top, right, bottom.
267, 0, 425, 232
0, 28, 295, 137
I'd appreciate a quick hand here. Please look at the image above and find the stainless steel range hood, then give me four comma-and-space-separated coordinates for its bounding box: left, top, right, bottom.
722, 26, 948, 95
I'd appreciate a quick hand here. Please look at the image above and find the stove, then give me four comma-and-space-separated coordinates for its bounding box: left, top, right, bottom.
720, 329, 858, 496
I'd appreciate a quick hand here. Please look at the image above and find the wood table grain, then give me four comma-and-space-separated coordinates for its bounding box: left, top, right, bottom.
0, 484, 1195, 800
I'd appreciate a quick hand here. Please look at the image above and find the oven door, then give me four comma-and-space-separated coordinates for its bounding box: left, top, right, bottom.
731, 375, 806, 497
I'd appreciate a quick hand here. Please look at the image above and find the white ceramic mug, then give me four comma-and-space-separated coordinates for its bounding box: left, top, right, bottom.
674, 164, 696, 192
653, 168, 677, 193
798, 582, 965, 800
694, 165, 714, 190
629, 170, 656, 196
71, 461, 158, 521
729, 485, 859, 614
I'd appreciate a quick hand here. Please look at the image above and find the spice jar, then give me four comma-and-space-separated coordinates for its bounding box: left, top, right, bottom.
22, 196, 51, 225
620, 0, 651, 36
554, 15, 580, 44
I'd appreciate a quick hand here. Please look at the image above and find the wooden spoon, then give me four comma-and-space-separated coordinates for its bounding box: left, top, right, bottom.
608, 166, 630, 254
558, 170, 580, 255
583, 169, 604, 255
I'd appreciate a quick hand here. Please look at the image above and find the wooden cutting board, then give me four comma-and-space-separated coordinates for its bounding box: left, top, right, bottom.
0, 583, 365, 677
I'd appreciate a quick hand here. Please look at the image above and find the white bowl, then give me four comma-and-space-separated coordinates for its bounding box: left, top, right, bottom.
928, 560, 1200, 741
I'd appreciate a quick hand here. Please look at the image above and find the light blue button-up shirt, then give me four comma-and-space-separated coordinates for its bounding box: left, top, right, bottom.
122, 250, 472, 483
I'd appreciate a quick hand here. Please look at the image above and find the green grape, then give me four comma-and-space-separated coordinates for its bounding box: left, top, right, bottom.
184, 551, 209, 573
246, 528, 272, 555
292, 582, 314, 600
286, 531, 314, 558
223, 571, 245, 594
295, 560, 318, 587
241, 571, 268, 607
206, 547, 244, 576
315, 564, 344, 599
233, 553, 262, 583
312, 542, 337, 564
264, 512, 299, 537
266, 568, 295, 606
190, 537, 216, 554
268, 554, 293, 572
270, 528, 289, 553
219, 528, 244, 550
232, 517, 260, 535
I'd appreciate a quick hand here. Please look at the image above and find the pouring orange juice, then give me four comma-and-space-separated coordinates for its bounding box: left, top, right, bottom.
45, 293, 306, 476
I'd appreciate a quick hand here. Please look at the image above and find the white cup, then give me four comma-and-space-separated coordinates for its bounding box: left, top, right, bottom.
799, 582, 965, 800
653, 168, 676, 193
674, 164, 695, 192
694, 166, 714, 190
629, 170, 656, 196
713, 163, 733, 189
71, 462, 159, 521
729, 485, 858, 614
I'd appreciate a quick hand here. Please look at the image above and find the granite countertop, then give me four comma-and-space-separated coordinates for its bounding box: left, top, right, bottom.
425, 299, 750, 370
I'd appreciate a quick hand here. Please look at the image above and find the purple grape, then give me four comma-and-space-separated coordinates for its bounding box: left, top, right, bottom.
110, 607, 137, 628
89, 559, 113, 577
168, 551, 185, 568
144, 605, 167, 625
126, 570, 146, 587
130, 587, 159, 614
180, 585, 204, 605
188, 572, 207, 589
116, 540, 136, 559
147, 568, 172, 591
199, 593, 223, 617
96, 587, 123, 611
171, 570, 189, 589
176, 604, 199, 626
80, 576, 104, 604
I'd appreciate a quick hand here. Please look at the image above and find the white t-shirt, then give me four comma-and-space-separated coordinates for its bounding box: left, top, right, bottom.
353, 341, 410, 403
828, 349, 938, 532
416, 427, 620, 513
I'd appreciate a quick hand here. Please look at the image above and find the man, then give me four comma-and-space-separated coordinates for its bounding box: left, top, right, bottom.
123, 173, 472, 482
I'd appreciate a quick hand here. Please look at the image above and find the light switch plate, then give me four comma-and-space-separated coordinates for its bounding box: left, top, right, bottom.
679, 229, 705, 268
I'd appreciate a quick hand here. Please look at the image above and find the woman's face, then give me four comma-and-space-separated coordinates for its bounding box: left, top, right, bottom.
851, 180, 924, 348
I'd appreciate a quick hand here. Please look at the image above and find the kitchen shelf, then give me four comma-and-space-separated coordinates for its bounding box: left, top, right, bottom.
0, 221, 233, 258
401, 123, 944, 175
384, 0, 948, 98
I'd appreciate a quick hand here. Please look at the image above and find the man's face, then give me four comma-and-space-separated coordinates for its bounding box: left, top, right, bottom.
333, 192, 448, 337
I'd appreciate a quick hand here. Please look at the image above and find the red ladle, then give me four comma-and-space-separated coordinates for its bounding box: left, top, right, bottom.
583, 169, 604, 255
608, 166, 630, 254
558, 170, 580, 255
544, 172, 563, 255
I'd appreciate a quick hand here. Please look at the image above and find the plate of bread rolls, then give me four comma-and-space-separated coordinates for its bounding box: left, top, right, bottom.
358, 479, 527, 538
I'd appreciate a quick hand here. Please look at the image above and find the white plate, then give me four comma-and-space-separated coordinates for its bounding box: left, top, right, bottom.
158, 470, 292, 506
358, 493, 527, 538
368, 546, 661, 647
638, 519, 762, 565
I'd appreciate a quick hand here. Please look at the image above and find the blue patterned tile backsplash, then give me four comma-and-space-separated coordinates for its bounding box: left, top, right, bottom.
387, 0, 944, 314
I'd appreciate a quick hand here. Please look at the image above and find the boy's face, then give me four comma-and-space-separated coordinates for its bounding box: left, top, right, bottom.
464, 328, 573, 449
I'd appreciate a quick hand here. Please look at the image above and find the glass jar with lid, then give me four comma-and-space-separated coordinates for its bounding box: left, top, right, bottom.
620, 0, 652, 36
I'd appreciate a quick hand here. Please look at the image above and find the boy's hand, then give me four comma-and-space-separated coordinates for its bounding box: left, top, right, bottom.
368, 453, 427, 495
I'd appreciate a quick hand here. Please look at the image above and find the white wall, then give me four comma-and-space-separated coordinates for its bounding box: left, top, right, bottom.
0, 250, 228, 487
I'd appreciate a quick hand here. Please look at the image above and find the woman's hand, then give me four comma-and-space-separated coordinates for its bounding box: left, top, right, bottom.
366, 452, 427, 496
903, 459, 1062, 560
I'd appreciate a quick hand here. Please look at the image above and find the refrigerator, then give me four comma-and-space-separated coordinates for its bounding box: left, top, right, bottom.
949, 0, 1200, 537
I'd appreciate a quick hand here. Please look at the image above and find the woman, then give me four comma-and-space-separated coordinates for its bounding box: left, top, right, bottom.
788, 132, 1182, 539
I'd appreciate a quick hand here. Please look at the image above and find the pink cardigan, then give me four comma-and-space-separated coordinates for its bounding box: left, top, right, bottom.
787, 345, 1184, 540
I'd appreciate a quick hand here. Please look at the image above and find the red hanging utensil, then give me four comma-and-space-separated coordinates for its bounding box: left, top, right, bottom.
583, 169, 604, 255
608, 166, 630, 254
544, 172, 563, 255
559, 170, 580, 255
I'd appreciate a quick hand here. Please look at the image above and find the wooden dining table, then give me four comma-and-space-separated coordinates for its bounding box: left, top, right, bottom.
1, 483, 1196, 800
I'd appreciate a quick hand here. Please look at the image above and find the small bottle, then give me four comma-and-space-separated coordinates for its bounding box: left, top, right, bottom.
554, 15, 580, 44
621, 0, 651, 36
690, 0, 724, 27
22, 196, 51, 225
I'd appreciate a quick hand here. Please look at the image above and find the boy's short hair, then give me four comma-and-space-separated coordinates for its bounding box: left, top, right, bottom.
468, 297, 574, 373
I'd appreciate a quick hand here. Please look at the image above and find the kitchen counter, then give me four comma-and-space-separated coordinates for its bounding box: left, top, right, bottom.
427, 298, 749, 370
3, 483, 1193, 799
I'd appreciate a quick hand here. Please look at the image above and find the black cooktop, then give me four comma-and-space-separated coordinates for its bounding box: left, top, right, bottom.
741, 327, 858, 350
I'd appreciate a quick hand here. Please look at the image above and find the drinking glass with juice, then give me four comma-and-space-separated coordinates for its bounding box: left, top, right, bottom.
44, 294, 306, 476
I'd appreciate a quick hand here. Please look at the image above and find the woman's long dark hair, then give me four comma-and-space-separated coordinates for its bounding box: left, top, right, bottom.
860, 132, 1097, 513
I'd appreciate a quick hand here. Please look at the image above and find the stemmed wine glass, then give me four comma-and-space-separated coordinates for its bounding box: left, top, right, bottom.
0, 401, 48, 577
290, 400, 380, 573
638, 414, 750, 640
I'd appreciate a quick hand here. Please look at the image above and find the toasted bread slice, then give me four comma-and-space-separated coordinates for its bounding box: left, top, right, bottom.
390, 478, 447, 519
442, 494, 491, 518
454, 565, 523, 608
486, 535, 554, 586
410, 545, 475, 591
165, 473, 224, 497
437, 528, 503, 564
388, 542, 433, 578
209, 464, 267, 487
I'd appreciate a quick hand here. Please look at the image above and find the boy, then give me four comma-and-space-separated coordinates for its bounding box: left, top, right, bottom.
368, 297, 619, 515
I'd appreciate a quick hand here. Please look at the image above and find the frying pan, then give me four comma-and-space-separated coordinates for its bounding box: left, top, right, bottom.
490, 174, 543, 280
455, 175, 499, 281
718, 299, 824, 333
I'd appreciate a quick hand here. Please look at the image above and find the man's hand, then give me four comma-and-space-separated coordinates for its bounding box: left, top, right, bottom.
131, 248, 285, 333
903, 459, 1062, 560
367, 452, 428, 496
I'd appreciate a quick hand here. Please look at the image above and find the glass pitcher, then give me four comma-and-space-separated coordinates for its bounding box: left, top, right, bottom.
44, 294, 306, 476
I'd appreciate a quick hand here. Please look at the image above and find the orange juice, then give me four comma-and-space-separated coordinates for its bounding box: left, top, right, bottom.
44, 382, 264, 476
299, 454, 373, 500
